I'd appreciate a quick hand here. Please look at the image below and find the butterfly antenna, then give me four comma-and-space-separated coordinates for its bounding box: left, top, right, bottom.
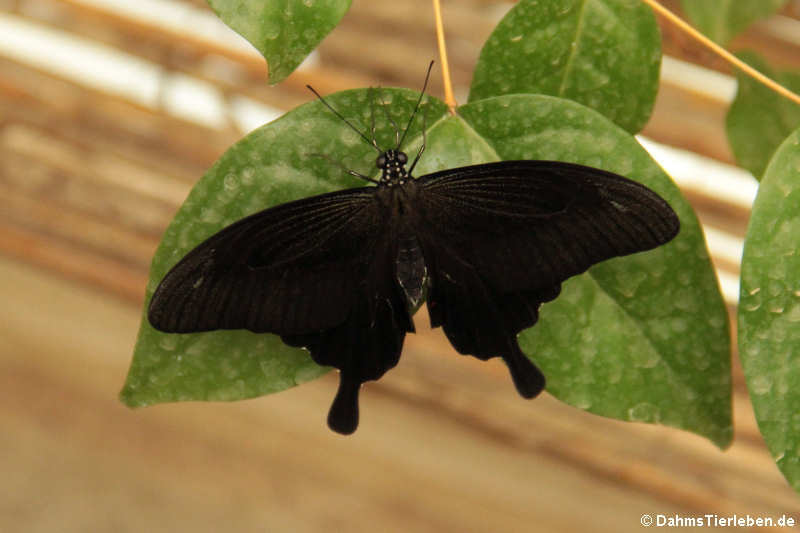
408, 100, 428, 176
397, 60, 434, 150
306, 85, 381, 153
306, 153, 380, 185
377, 87, 401, 148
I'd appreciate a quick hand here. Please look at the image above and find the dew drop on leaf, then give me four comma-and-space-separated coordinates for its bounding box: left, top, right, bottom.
750, 375, 772, 395
628, 403, 661, 423
223, 173, 239, 191
263, 22, 280, 40
159, 336, 178, 351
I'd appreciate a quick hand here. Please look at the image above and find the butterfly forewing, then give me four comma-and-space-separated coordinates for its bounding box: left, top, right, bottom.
415, 161, 680, 293
149, 187, 385, 335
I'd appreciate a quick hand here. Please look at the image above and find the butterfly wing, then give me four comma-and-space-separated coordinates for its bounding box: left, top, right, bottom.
412, 160, 680, 397
148, 186, 413, 434
150, 187, 375, 334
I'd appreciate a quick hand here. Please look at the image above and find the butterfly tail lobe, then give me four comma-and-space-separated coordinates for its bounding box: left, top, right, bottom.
502, 344, 546, 399
328, 373, 361, 435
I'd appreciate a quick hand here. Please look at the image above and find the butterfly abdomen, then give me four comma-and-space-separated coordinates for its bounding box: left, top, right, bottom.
395, 232, 427, 309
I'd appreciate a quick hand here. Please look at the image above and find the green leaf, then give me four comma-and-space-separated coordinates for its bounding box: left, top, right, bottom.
726, 51, 800, 180
681, 0, 788, 45
456, 96, 731, 448
738, 126, 800, 492
121, 90, 450, 407
124, 91, 731, 449
469, 0, 661, 134
206, 0, 351, 84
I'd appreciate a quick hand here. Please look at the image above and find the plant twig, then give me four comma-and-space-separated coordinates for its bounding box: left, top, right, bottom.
432, 0, 457, 113
641, 0, 800, 106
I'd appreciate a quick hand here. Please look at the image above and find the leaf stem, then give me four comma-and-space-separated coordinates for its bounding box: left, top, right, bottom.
432, 0, 458, 113
640, 0, 800, 106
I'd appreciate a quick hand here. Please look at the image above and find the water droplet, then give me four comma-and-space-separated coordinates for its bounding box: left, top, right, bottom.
241, 167, 256, 185
185, 336, 213, 356
695, 244, 709, 260
749, 375, 772, 395
200, 207, 222, 224
223, 173, 239, 191
634, 351, 659, 369
693, 356, 710, 371
295, 362, 324, 384
341, 129, 360, 146
263, 23, 280, 40
768, 280, 784, 296
743, 289, 762, 311
159, 336, 178, 351
786, 305, 800, 322
146, 279, 158, 293
671, 318, 688, 333
260, 358, 286, 378
628, 403, 661, 423
673, 290, 697, 312
221, 359, 240, 380
571, 393, 592, 410
579, 344, 597, 363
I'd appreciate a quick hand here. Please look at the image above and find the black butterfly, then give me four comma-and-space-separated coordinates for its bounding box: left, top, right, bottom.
148, 65, 680, 435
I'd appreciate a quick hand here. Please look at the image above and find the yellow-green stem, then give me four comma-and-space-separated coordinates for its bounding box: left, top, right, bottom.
641, 0, 800, 105
432, 0, 458, 113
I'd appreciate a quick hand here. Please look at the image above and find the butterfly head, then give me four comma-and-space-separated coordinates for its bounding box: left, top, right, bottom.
377, 149, 409, 186
306, 61, 434, 189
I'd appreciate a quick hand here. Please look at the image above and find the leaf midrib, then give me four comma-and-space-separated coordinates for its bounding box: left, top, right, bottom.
558, 0, 590, 96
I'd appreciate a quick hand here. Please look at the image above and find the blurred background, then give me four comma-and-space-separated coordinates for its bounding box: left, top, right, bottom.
1, 0, 800, 531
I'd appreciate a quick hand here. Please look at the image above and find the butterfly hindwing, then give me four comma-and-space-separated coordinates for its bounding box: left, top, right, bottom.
413, 161, 680, 395
420, 237, 558, 397
281, 213, 414, 434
